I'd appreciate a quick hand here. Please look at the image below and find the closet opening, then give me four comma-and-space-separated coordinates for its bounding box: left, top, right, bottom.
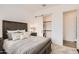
63, 10, 77, 48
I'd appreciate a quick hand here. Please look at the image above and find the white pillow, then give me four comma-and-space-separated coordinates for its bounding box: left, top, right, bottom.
7, 30, 30, 40
7, 33, 12, 40
7, 30, 18, 33
17, 30, 26, 33
11, 32, 23, 40
20, 32, 30, 40
7, 30, 18, 40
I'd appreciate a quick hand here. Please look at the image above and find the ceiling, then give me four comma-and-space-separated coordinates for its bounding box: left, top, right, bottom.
0, 4, 57, 13
0, 4, 58, 21
19, 4, 57, 13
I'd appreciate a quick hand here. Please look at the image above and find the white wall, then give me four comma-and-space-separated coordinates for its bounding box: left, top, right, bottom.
28, 5, 79, 45
0, 5, 32, 38
0, 20, 2, 38
35, 17, 43, 37
77, 9, 79, 49
27, 16, 43, 37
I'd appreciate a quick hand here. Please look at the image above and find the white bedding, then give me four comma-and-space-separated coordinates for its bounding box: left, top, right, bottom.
3, 36, 50, 54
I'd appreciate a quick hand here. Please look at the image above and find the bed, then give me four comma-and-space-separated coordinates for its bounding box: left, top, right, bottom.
2, 20, 51, 54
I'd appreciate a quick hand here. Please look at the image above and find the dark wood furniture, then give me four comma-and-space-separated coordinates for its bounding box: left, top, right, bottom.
38, 39, 51, 54
77, 49, 79, 53
0, 38, 3, 51
2, 20, 28, 54
3, 20, 28, 39
2, 20, 51, 54
31, 32, 37, 36
0, 38, 6, 54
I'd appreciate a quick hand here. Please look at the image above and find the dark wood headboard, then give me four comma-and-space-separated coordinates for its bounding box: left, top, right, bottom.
2, 20, 28, 39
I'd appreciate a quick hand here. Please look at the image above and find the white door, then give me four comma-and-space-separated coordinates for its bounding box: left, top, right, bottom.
63, 10, 77, 41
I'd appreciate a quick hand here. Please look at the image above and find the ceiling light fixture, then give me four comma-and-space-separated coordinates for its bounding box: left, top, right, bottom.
42, 4, 46, 7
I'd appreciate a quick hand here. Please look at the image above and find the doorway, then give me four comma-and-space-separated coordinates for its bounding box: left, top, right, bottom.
63, 10, 77, 48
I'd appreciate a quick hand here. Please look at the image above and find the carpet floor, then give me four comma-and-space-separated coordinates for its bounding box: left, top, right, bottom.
51, 43, 78, 54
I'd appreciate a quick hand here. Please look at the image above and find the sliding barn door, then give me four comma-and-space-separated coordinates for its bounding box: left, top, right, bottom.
63, 10, 77, 41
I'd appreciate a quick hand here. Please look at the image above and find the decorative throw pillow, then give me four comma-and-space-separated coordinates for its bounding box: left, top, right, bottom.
17, 30, 26, 33
7, 30, 18, 40
20, 32, 30, 40
11, 32, 23, 40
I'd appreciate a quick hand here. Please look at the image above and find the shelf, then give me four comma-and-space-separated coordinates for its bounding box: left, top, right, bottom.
43, 30, 52, 31
43, 21, 52, 23
43, 15, 52, 38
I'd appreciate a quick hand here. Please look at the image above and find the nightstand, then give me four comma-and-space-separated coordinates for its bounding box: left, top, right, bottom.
31, 32, 37, 36
77, 49, 79, 53
0, 38, 3, 53
0, 38, 3, 50
0, 38, 6, 54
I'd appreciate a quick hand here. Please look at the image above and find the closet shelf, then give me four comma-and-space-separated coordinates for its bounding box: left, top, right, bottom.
43, 21, 52, 23
43, 30, 52, 31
